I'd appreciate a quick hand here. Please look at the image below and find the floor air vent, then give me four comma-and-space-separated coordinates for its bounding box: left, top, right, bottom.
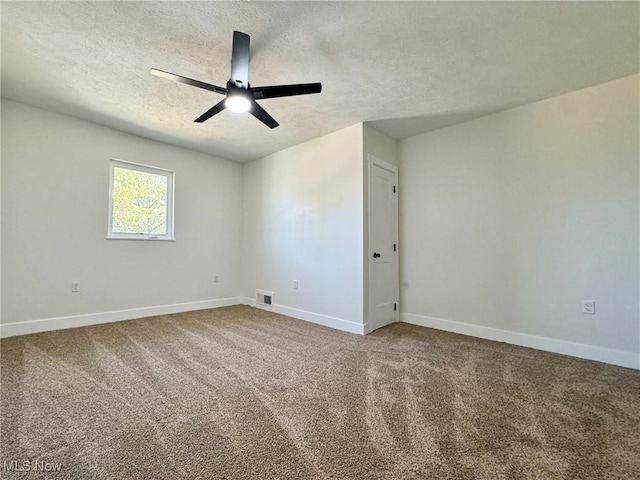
256, 290, 274, 307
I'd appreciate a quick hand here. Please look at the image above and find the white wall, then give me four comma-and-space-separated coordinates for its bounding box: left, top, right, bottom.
363, 123, 399, 167
1, 100, 243, 332
400, 74, 640, 368
0, 105, 3, 324
242, 123, 365, 332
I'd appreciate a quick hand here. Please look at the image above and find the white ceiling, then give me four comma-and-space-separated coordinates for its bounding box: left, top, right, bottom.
2, 1, 638, 163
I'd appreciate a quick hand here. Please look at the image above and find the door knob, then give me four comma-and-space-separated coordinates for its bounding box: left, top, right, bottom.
373, 252, 381, 258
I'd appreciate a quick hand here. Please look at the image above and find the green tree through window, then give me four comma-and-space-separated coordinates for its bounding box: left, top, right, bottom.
112, 167, 168, 235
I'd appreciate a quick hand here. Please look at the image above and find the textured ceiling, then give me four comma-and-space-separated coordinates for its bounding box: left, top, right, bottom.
2, 1, 639, 162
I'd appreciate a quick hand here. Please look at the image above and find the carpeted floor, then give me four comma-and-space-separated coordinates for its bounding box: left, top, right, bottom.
1, 306, 639, 479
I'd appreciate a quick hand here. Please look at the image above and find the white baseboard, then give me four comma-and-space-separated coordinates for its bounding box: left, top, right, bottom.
0, 297, 243, 339
10, 301, 631, 369
401, 312, 639, 370
241, 297, 366, 335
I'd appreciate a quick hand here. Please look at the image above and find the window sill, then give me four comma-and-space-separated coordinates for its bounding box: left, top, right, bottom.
106, 235, 175, 241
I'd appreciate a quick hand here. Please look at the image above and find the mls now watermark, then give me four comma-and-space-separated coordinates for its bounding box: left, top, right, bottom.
2, 460, 63, 473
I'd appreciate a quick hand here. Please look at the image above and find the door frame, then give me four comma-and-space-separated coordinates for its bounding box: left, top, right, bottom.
366, 154, 399, 333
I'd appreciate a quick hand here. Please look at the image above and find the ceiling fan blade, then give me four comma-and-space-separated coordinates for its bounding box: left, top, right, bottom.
194, 99, 227, 123
230, 31, 250, 88
251, 83, 322, 99
150, 68, 227, 95
250, 101, 279, 129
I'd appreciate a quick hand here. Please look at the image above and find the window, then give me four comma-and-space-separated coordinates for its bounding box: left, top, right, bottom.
108, 159, 174, 240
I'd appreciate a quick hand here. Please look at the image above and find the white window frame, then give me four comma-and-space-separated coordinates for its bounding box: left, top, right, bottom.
107, 159, 175, 241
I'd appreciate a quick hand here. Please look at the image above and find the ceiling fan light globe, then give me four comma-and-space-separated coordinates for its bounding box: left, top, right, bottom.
225, 94, 251, 113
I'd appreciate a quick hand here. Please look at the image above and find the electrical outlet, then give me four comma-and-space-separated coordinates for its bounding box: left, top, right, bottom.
214, 275, 219, 283
582, 300, 595, 315
293, 280, 298, 290
71, 281, 80, 293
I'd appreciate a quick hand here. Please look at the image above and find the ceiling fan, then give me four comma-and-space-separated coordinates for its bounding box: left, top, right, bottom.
150, 31, 322, 129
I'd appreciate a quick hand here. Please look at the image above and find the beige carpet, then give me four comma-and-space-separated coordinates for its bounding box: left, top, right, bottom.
1, 305, 639, 479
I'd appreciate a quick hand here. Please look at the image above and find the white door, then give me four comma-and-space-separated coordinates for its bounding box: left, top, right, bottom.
368, 156, 398, 332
